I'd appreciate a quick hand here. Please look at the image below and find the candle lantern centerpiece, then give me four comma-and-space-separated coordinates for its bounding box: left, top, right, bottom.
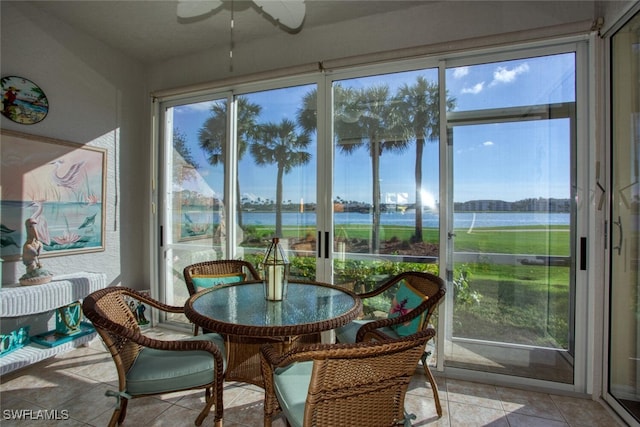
260, 237, 290, 301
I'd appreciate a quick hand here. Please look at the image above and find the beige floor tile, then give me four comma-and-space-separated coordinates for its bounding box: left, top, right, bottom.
53, 381, 117, 424
404, 392, 450, 426
446, 379, 503, 410
1, 413, 89, 427
90, 396, 172, 426
165, 387, 213, 409
18, 371, 100, 409
550, 394, 619, 427
496, 385, 565, 421
506, 412, 569, 427
63, 352, 118, 383
223, 386, 266, 426
0, 327, 625, 427
146, 402, 210, 427
408, 371, 448, 402
448, 401, 509, 427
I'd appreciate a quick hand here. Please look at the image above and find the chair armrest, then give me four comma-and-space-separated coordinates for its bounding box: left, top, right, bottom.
126, 291, 184, 314
94, 315, 225, 359
355, 298, 433, 342
356, 271, 430, 300
356, 279, 398, 299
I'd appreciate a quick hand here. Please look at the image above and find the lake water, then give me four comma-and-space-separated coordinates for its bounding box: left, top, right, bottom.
240, 211, 570, 228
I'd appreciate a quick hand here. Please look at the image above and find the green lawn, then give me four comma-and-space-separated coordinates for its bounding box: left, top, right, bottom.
454, 225, 570, 255
243, 224, 572, 348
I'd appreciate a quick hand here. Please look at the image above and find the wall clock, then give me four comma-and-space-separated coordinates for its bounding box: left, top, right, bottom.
1, 76, 49, 125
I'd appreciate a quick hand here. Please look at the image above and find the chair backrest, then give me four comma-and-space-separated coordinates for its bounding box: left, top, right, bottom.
82, 287, 145, 388
183, 259, 261, 296
304, 328, 435, 426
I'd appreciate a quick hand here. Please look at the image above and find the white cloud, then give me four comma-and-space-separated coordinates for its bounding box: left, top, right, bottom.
452, 66, 469, 78
175, 101, 215, 113
461, 82, 485, 94
483, 141, 494, 147
490, 63, 530, 86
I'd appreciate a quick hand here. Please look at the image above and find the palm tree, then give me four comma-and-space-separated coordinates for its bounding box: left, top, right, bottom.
336, 85, 409, 253
250, 118, 311, 237
298, 84, 410, 253
199, 97, 261, 228
395, 76, 456, 242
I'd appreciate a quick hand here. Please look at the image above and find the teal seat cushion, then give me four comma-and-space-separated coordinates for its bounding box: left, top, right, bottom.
192, 273, 246, 292
335, 319, 372, 343
126, 333, 226, 396
273, 361, 313, 427
335, 320, 399, 343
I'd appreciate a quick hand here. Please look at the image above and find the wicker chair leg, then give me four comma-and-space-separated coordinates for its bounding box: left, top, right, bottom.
421, 353, 442, 418
195, 394, 217, 426
118, 398, 129, 425
107, 408, 121, 427
193, 324, 200, 336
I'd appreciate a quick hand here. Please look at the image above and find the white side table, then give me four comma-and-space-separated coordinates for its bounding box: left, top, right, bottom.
0, 272, 107, 375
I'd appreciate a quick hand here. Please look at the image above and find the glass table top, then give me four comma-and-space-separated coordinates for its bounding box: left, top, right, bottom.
190, 281, 358, 327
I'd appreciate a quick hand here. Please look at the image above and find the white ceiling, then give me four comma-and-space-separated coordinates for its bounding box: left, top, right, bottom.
26, 0, 428, 64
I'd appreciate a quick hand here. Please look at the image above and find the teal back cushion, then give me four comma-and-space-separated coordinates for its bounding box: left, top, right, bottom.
387, 280, 427, 336
192, 273, 246, 292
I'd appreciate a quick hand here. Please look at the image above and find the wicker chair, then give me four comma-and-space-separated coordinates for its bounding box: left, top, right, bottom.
261, 328, 436, 427
334, 271, 446, 418
183, 259, 260, 335
82, 287, 226, 427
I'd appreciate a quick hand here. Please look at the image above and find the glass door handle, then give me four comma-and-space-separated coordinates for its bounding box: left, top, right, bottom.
613, 216, 623, 256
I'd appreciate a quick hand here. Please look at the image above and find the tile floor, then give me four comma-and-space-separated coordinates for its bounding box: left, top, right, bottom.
0, 328, 624, 427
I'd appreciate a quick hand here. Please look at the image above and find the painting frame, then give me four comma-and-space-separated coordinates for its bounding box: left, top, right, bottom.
1, 129, 107, 261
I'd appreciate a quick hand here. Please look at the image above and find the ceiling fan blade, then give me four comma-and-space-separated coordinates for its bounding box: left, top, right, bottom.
253, 0, 305, 32
177, 0, 223, 19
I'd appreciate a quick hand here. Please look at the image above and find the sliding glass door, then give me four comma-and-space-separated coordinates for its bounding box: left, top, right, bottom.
445, 52, 577, 383
155, 44, 588, 389
608, 9, 640, 423
159, 96, 229, 322
329, 68, 442, 296
159, 84, 319, 318
234, 84, 318, 276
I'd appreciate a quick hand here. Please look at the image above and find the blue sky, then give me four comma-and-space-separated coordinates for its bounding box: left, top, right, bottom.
173, 52, 575, 204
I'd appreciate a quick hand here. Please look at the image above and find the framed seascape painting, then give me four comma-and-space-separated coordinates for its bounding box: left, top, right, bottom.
0, 130, 106, 260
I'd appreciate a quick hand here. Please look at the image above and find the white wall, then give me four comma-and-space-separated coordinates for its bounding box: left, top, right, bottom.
149, 1, 597, 92
0, 2, 148, 289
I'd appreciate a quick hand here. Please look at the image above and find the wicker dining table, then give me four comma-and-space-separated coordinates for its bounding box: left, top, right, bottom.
184, 279, 363, 387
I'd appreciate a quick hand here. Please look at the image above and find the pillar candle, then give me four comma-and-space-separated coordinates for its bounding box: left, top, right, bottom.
267, 265, 283, 300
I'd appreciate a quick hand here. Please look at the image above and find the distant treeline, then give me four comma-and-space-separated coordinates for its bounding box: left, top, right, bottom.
238, 197, 571, 213
455, 198, 571, 213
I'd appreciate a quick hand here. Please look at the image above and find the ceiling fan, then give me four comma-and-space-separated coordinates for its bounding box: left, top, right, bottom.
177, 0, 306, 33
